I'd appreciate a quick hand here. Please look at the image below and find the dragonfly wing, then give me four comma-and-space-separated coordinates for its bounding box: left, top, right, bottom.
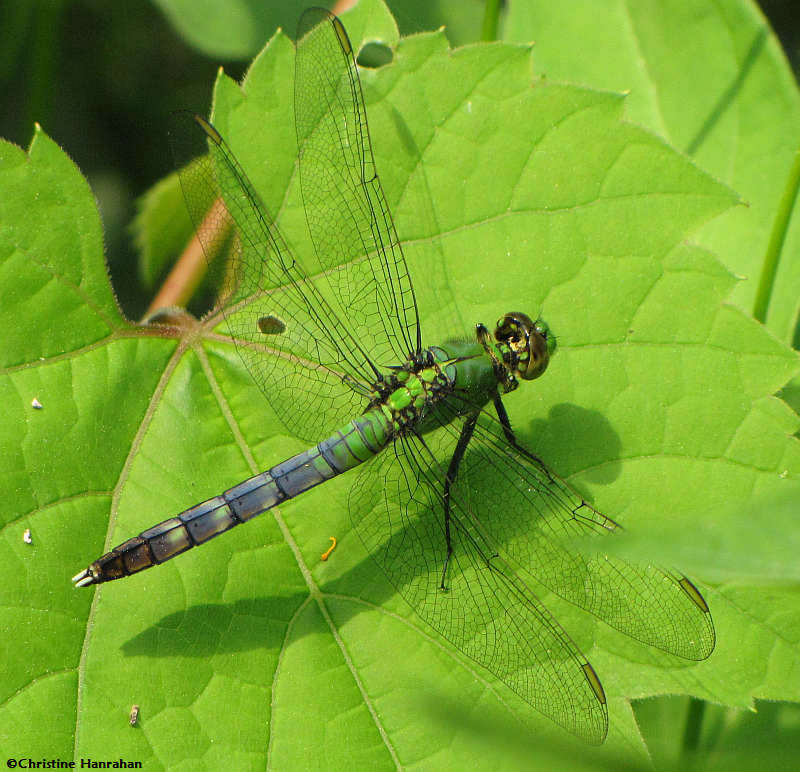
295, 9, 421, 370
171, 113, 374, 442
441, 403, 716, 661
349, 433, 608, 744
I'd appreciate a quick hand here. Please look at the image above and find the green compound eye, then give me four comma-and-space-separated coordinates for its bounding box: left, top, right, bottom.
494, 311, 553, 380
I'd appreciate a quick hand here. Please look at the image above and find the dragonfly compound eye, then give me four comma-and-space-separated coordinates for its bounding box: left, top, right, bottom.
495, 312, 552, 381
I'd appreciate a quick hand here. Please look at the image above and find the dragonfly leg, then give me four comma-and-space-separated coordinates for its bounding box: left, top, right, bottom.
440, 412, 479, 590
493, 394, 621, 532
492, 393, 556, 483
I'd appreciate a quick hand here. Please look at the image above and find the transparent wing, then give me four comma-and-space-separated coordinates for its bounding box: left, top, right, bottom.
171, 113, 375, 443
295, 8, 421, 371
349, 430, 609, 744
442, 401, 716, 661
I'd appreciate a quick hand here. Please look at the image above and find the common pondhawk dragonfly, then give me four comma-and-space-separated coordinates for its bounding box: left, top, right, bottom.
72, 7, 715, 743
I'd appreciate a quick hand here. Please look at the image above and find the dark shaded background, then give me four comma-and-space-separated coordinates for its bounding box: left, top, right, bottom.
1, 0, 797, 319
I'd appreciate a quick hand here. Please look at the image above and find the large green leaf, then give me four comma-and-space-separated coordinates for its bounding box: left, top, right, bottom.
153, 0, 309, 60
2, 0, 798, 767
506, 0, 800, 342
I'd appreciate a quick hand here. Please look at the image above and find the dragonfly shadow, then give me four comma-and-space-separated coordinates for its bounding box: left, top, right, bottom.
116, 536, 400, 659
522, 402, 622, 487
120, 592, 310, 657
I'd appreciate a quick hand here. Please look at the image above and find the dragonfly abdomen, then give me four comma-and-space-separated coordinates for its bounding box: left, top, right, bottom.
72, 410, 394, 586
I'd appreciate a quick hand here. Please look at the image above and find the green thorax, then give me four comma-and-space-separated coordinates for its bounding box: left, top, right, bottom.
365, 341, 498, 435
363, 311, 556, 436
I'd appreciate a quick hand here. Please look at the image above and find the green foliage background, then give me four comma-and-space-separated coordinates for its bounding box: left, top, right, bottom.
2, 0, 800, 769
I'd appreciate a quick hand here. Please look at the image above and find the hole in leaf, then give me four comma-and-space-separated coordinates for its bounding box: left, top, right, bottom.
357, 42, 393, 69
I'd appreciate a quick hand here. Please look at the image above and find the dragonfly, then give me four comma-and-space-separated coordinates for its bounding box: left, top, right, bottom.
72, 7, 715, 744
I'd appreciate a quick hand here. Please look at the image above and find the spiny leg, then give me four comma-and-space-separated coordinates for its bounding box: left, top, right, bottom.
492, 393, 555, 483
493, 393, 620, 532
440, 412, 478, 590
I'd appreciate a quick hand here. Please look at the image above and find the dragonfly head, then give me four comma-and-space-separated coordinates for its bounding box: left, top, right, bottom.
494, 312, 555, 381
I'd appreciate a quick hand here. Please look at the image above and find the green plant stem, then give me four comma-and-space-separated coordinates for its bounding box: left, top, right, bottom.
753, 143, 800, 324
681, 697, 706, 756
481, 0, 501, 41
26, 0, 64, 138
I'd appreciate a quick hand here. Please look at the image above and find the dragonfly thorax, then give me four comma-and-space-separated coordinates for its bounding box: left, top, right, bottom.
368, 349, 455, 434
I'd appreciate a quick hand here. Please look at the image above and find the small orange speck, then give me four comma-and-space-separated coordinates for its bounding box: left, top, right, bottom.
321, 536, 337, 561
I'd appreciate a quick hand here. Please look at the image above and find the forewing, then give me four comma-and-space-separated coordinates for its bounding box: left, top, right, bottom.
349, 432, 608, 744
295, 8, 420, 370
171, 113, 373, 442
446, 404, 716, 661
